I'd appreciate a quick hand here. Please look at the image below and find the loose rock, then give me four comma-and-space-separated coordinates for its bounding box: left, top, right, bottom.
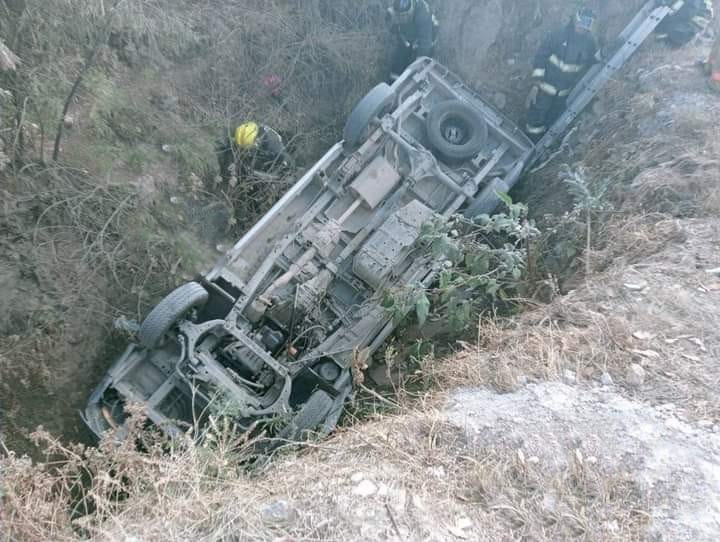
627, 364, 646, 387
352, 479, 378, 497
260, 500, 298, 525
600, 372, 614, 386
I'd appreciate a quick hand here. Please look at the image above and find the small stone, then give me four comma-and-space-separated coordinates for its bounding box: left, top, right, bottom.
562, 369, 577, 384
63, 114, 74, 128
260, 500, 298, 525
113, 316, 140, 333
350, 472, 365, 483
528, 456, 540, 464
352, 479, 378, 497
632, 331, 655, 341
631, 349, 659, 359
600, 372, 614, 386
627, 364, 646, 387
624, 280, 648, 291
456, 516, 473, 530
161, 144, 173, 153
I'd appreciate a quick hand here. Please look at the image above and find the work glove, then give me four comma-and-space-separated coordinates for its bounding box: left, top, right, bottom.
526, 85, 539, 109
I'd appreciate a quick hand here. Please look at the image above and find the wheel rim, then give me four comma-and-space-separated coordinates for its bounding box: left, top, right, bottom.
441, 117, 470, 145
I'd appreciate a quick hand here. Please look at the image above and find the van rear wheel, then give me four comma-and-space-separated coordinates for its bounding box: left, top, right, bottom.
343, 83, 396, 151
137, 282, 208, 348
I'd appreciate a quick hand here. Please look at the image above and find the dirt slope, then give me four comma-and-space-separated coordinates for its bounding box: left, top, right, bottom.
4, 18, 720, 542
0, 0, 649, 456
84, 21, 720, 542
3, 2, 720, 541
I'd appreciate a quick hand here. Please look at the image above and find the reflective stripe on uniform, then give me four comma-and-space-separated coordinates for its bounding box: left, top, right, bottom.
549, 53, 583, 73
532, 68, 546, 78
538, 81, 559, 95
525, 124, 546, 134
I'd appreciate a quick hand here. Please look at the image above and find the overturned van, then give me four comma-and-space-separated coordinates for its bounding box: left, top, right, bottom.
83, 57, 537, 445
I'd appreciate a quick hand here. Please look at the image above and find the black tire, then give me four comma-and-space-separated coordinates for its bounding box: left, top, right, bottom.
426, 100, 488, 162
343, 83, 396, 151
275, 390, 334, 443
138, 282, 209, 348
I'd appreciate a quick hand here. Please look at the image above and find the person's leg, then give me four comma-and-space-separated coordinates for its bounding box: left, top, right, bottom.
709, 36, 720, 92
525, 91, 555, 142
667, 21, 697, 47
390, 42, 413, 80
216, 140, 233, 182
546, 96, 568, 127
707, 11, 720, 85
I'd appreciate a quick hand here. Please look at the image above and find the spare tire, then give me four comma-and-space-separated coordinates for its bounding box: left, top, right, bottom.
343, 83, 396, 151
138, 282, 208, 348
426, 100, 488, 162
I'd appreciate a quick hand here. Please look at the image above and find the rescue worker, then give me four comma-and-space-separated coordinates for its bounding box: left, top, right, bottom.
707, 14, 720, 93
525, 7, 601, 142
655, 0, 713, 47
387, 0, 439, 80
217, 122, 293, 182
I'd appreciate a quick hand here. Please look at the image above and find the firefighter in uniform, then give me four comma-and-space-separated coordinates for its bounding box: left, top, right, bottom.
524, 7, 601, 142
387, 0, 439, 80
217, 122, 293, 183
707, 13, 720, 93
655, 0, 714, 47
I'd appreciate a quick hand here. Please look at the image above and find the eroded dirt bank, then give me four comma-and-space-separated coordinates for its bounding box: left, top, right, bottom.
4, 2, 720, 540
0, 0, 650, 456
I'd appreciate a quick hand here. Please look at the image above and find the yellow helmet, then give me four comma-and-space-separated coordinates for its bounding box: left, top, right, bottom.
234, 122, 259, 148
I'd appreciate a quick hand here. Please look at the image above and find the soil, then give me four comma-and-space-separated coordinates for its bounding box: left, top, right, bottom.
447, 383, 720, 541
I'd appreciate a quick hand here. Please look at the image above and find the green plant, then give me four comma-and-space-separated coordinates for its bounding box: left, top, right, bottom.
562, 166, 611, 276
383, 195, 538, 333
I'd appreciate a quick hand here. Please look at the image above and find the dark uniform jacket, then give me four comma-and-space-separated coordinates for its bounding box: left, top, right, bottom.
218, 125, 292, 181
246, 126, 292, 172
656, 0, 713, 46
532, 23, 600, 97
391, 0, 437, 56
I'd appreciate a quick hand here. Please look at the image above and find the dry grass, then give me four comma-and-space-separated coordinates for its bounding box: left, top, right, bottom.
0, 39, 20, 71
0, 400, 651, 542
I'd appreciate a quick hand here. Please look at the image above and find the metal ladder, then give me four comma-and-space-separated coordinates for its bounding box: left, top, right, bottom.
528, 0, 673, 167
